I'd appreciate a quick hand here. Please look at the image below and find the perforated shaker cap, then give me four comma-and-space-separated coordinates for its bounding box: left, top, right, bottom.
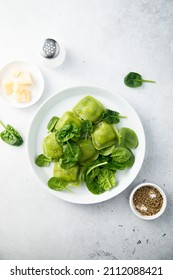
40, 38, 60, 58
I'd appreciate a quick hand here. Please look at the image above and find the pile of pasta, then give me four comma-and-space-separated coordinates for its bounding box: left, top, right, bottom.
35, 96, 138, 194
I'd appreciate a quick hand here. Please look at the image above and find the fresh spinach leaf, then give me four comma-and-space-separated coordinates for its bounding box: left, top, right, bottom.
84, 156, 116, 194
60, 141, 81, 169
35, 154, 52, 167
126, 152, 135, 167
101, 109, 126, 124
55, 123, 81, 143
81, 120, 93, 139
47, 116, 59, 132
48, 177, 70, 191
119, 127, 138, 149
111, 147, 132, 163
85, 166, 116, 194
124, 72, 155, 88
0, 120, 23, 146
110, 150, 135, 170
107, 159, 127, 170
97, 168, 116, 190
85, 167, 105, 195
99, 145, 115, 156
86, 157, 109, 176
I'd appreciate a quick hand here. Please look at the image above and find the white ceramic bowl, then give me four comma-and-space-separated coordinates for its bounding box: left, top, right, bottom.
27, 86, 146, 204
129, 182, 167, 220
0, 60, 44, 108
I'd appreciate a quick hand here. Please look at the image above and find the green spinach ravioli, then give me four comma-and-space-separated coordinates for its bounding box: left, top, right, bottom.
35, 95, 138, 195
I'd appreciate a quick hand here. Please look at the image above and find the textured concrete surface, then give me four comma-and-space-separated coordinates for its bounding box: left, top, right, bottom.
0, 0, 173, 260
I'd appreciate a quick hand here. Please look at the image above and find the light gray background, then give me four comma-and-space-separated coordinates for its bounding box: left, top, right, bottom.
0, 0, 173, 260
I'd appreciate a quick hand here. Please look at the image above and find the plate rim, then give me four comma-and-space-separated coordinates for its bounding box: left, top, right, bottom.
27, 85, 146, 204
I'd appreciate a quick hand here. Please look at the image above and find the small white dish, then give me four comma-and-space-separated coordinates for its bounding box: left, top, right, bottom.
129, 182, 167, 220
0, 60, 44, 108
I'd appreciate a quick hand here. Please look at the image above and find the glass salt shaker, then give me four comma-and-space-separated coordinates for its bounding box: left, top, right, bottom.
40, 38, 65, 68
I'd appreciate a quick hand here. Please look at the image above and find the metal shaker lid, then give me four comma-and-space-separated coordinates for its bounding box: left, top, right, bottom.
40, 38, 60, 59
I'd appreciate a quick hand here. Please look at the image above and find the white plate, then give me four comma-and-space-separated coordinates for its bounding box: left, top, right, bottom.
27, 86, 146, 204
0, 61, 44, 108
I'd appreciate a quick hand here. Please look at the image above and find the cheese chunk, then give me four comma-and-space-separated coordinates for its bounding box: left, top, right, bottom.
13, 82, 19, 93
2, 80, 14, 94
17, 71, 32, 85
16, 87, 31, 103
11, 68, 21, 78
